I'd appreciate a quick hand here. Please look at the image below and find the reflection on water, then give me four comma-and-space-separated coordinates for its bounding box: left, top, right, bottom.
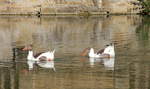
0, 15, 150, 89
27, 60, 35, 70
103, 58, 115, 70
27, 60, 55, 71
37, 61, 55, 71
89, 57, 115, 70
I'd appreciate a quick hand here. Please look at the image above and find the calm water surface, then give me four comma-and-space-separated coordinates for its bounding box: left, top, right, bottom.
0, 15, 150, 89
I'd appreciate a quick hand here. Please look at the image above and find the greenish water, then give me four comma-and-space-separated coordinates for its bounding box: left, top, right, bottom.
0, 15, 150, 89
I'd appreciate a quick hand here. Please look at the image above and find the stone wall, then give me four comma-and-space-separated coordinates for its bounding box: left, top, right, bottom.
0, 0, 142, 15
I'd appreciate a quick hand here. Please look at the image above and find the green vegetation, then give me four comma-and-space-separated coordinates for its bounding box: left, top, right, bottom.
138, 0, 150, 15
136, 16, 150, 40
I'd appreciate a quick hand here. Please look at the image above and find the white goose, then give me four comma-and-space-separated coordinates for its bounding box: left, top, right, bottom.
89, 44, 115, 58
22, 45, 55, 61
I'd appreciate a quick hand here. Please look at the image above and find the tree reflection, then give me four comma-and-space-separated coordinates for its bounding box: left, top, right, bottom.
136, 16, 150, 41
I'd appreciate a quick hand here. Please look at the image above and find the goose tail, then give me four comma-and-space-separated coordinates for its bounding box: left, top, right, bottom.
88, 48, 95, 58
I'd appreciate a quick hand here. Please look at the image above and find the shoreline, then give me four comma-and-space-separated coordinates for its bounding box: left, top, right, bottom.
0, 12, 141, 17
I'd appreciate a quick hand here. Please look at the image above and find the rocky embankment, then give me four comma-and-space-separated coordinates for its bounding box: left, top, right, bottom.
0, 0, 142, 15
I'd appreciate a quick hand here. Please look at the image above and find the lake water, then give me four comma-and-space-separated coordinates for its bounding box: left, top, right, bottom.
0, 15, 150, 89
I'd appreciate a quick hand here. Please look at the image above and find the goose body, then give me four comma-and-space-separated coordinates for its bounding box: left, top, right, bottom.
88, 48, 102, 58
103, 44, 115, 57
27, 50, 55, 61
22, 45, 55, 61
88, 44, 115, 58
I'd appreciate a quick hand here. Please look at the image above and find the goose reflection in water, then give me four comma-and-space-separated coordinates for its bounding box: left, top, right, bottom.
102, 58, 115, 70
89, 57, 115, 70
37, 60, 56, 71
27, 60, 55, 71
27, 60, 36, 70
89, 57, 103, 67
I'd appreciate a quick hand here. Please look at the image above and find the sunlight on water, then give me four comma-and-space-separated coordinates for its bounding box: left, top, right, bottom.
0, 15, 150, 89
